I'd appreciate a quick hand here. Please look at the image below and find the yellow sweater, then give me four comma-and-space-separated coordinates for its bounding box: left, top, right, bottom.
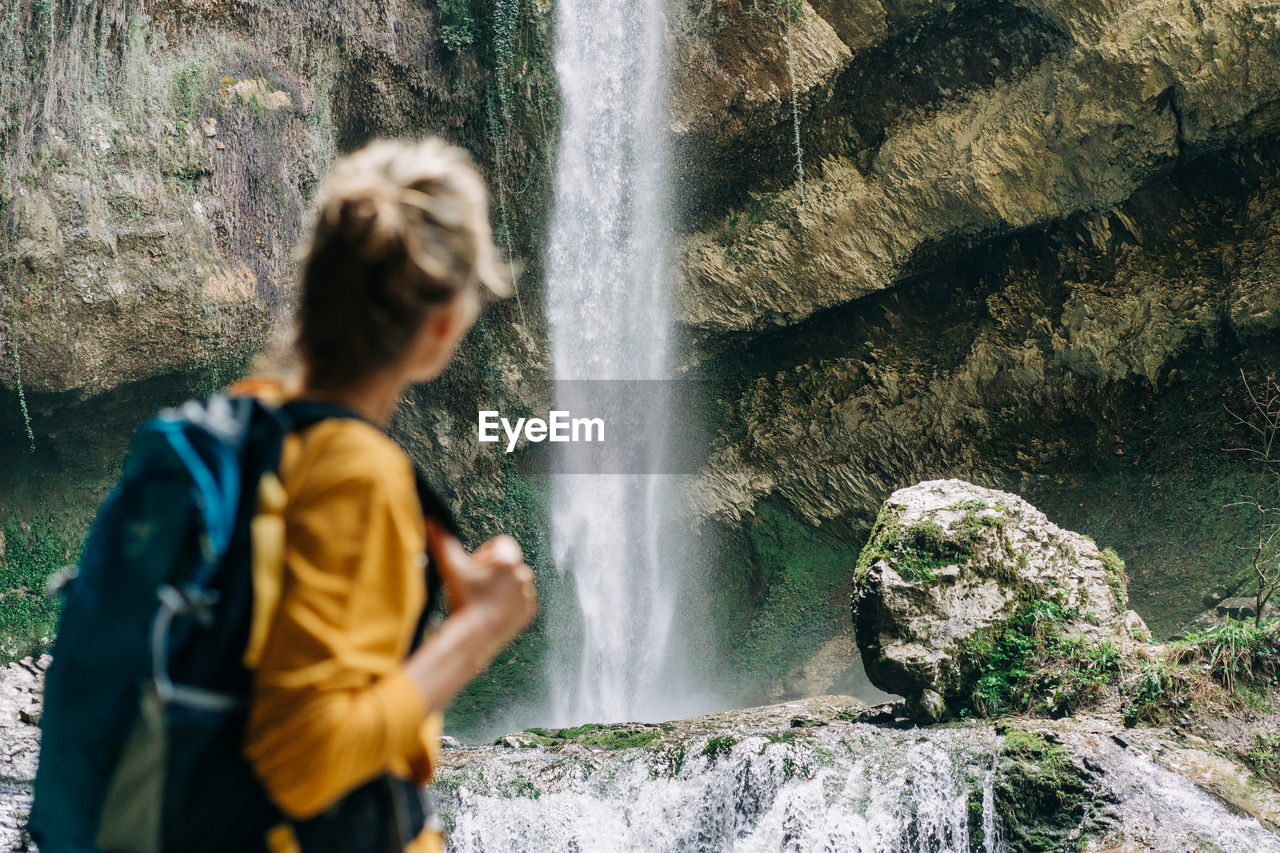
241, 414, 443, 853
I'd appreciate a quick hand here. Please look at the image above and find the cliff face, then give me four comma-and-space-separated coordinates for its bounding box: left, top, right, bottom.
0, 0, 556, 487
5, 0, 1280, 729
677, 0, 1280, 676
675, 0, 1280, 333
0, 0, 556, 736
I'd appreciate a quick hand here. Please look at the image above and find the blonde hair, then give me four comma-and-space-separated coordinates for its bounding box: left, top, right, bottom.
296, 138, 508, 389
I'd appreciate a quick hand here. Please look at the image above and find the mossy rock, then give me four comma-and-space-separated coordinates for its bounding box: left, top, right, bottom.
993, 729, 1096, 853
518, 722, 667, 751
853, 480, 1136, 710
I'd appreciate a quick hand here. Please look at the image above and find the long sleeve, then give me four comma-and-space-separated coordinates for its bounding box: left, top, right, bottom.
242, 420, 431, 820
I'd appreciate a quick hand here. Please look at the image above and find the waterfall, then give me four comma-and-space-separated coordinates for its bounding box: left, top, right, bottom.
438, 721, 1280, 853
544, 0, 691, 723
439, 725, 1007, 851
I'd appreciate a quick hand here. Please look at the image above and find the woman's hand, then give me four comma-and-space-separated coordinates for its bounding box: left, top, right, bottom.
404, 526, 538, 711
427, 524, 538, 643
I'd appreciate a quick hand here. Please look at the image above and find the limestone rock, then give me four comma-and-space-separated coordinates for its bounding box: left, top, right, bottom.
676, 0, 1280, 334
0, 657, 47, 853
852, 479, 1132, 703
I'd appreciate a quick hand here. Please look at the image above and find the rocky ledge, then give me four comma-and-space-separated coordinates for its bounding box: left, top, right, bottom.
438, 694, 1280, 851
0, 656, 47, 852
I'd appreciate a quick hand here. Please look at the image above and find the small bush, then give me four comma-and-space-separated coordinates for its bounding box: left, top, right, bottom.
963, 601, 1123, 718
1172, 619, 1280, 694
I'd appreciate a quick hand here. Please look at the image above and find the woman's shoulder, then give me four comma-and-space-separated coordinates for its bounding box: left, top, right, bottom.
286, 417, 416, 502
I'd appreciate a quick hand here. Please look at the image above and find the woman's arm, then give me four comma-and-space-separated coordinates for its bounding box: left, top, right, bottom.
402, 527, 538, 711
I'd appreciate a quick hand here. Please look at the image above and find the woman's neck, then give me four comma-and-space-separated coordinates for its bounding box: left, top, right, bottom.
299, 369, 406, 428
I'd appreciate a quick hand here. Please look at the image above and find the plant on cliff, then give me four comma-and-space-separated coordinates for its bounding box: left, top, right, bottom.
0, 520, 68, 662
1223, 370, 1280, 625
436, 0, 481, 50
964, 600, 1122, 718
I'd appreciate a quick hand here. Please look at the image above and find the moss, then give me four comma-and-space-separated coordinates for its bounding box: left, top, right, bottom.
993, 729, 1092, 853
856, 507, 973, 586
703, 735, 738, 762
853, 502, 902, 587
515, 723, 662, 750
714, 499, 861, 695
0, 520, 70, 662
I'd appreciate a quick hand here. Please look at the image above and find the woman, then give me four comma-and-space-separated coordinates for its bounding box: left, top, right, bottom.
239, 138, 537, 852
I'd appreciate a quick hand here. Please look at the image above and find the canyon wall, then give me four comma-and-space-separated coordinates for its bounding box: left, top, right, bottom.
4, 0, 1280, 731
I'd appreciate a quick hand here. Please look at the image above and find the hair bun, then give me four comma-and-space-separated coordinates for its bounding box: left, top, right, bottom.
332, 189, 404, 262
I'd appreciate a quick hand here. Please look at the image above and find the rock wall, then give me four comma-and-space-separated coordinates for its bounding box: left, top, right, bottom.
0, 0, 558, 737
678, 0, 1280, 657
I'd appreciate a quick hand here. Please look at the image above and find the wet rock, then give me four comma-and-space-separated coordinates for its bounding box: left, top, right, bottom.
1217, 597, 1258, 620
905, 689, 946, 724
0, 658, 45, 852
853, 479, 1133, 706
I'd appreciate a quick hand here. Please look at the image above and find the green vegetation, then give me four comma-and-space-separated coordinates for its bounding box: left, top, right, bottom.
1099, 547, 1129, 608
445, 465, 553, 739
993, 729, 1090, 853
1120, 659, 1188, 726
0, 520, 70, 662
963, 600, 1122, 718
854, 502, 1010, 588
1171, 619, 1280, 695
1119, 620, 1278, 725
436, 0, 481, 50
519, 723, 664, 751
702, 735, 738, 762
650, 742, 687, 778
715, 500, 861, 692
1244, 732, 1280, 787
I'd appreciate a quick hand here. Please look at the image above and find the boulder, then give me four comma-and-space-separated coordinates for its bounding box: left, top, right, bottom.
852, 479, 1145, 708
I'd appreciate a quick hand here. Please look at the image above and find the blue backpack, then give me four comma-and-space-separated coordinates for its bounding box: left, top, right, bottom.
29, 395, 449, 853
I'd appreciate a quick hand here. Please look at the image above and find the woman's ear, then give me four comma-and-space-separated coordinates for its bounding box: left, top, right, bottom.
406, 289, 481, 382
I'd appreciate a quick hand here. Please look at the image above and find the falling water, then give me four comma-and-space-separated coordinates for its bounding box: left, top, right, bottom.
438, 720, 1280, 852
439, 724, 1007, 852
544, 0, 688, 723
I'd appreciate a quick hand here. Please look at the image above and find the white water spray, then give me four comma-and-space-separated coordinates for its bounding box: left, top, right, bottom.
545, 0, 693, 724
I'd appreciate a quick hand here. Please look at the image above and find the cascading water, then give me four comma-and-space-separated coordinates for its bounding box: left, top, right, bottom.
436, 710, 1280, 852
544, 0, 693, 724
440, 724, 1006, 852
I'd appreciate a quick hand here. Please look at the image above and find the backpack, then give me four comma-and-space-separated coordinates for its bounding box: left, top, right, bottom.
29, 394, 451, 853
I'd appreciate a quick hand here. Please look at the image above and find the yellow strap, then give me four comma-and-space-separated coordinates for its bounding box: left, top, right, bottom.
265, 822, 301, 853
244, 469, 289, 669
